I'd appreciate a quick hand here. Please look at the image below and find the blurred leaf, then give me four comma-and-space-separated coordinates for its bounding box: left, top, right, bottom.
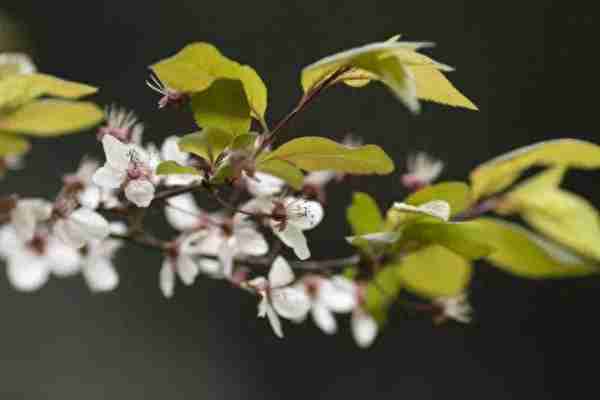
347, 192, 384, 235
470, 139, 600, 199
0, 100, 103, 136
150, 42, 267, 118
346, 232, 402, 256
259, 136, 394, 175
190, 79, 251, 136
230, 132, 258, 151
364, 262, 403, 324
478, 218, 599, 278
178, 128, 233, 164
398, 244, 473, 299
402, 221, 494, 260
301, 36, 475, 113
156, 161, 200, 176
392, 200, 451, 222
0, 132, 29, 156
255, 158, 304, 190
0, 73, 97, 111
405, 181, 472, 216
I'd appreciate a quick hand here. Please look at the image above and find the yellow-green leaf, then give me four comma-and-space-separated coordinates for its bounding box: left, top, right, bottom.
0, 53, 36, 79
399, 244, 473, 299
347, 192, 384, 235
409, 66, 478, 110
156, 161, 200, 176
190, 79, 251, 136
255, 158, 304, 190
178, 128, 233, 164
478, 218, 599, 278
405, 181, 472, 216
230, 132, 258, 151
259, 136, 394, 175
470, 139, 600, 200
364, 262, 403, 323
0, 73, 97, 111
150, 42, 267, 118
0, 132, 30, 156
402, 220, 494, 260
0, 99, 103, 136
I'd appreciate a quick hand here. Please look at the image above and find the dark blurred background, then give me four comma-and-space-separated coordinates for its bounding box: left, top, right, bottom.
1, 1, 599, 398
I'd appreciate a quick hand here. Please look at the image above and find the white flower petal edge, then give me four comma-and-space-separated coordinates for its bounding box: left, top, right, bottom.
268, 256, 295, 288
54, 208, 110, 249
125, 179, 155, 207
273, 224, 310, 260
160, 260, 175, 299
351, 311, 378, 348
10, 198, 52, 241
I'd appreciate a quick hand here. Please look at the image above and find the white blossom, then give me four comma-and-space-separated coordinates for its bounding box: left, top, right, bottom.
302, 170, 336, 203
0, 226, 81, 292
247, 257, 311, 338
160, 136, 201, 186
434, 293, 472, 324
301, 275, 358, 334
245, 171, 285, 198
80, 238, 121, 292
351, 309, 378, 348
9, 198, 53, 241
53, 207, 110, 249
164, 194, 213, 232
93, 135, 158, 207
401, 152, 444, 190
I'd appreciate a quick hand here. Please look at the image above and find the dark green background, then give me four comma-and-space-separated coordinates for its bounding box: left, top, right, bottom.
1, 1, 599, 398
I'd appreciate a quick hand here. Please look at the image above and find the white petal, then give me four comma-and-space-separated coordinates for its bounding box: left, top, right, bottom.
392, 200, 451, 222
265, 301, 284, 338
46, 238, 82, 276
6, 255, 50, 292
312, 303, 337, 334
165, 174, 200, 187
351, 311, 378, 348
319, 277, 358, 313
0, 226, 20, 258
303, 170, 336, 186
271, 286, 311, 320
268, 256, 295, 287
11, 198, 52, 241
54, 219, 85, 248
92, 165, 126, 189
161, 136, 187, 164
78, 185, 101, 209
218, 239, 236, 278
285, 198, 324, 230
194, 228, 225, 255
69, 208, 110, 242
125, 179, 155, 207
83, 258, 119, 292
245, 172, 285, 197
160, 259, 175, 298
176, 254, 199, 285
165, 194, 202, 231
273, 224, 310, 260
102, 134, 131, 170
197, 258, 222, 277
236, 228, 269, 256
257, 295, 269, 317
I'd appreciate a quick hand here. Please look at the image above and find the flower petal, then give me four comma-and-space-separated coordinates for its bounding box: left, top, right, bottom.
69, 208, 110, 242
92, 165, 126, 189
160, 259, 175, 298
319, 276, 357, 313
236, 228, 269, 256
124, 179, 155, 207
11, 198, 52, 241
271, 286, 311, 320
246, 172, 285, 197
218, 239, 236, 278
265, 301, 284, 338
177, 254, 199, 285
273, 224, 310, 260
268, 256, 295, 287
46, 238, 82, 276
6, 255, 50, 292
285, 198, 324, 230
83, 258, 119, 292
161, 136, 187, 164
165, 194, 202, 231
351, 311, 378, 348
312, 303, 337, 334
78, 185, 101, 210
102, 134, 131, 170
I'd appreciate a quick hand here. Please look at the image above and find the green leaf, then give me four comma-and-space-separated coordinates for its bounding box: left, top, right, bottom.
301, 36, 476, 113
178, 128, 233, 164
255, 158, 304, 190
156, 161, 200, 176
190, 79, 251, 136
405, 181, 472, 216
150, 42, 267, 118
0, 100, 103, 136
346, 192, 384, 235
0, 132, 30, 156
398, 244, 473, 299
470, 139, 600, 200
478, 218, 599, 278
364, 262, 403, 324
230, 132, 258, 151
402, 220, 494, 260
259, 136, 394, 175
0, 73, 98, 111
